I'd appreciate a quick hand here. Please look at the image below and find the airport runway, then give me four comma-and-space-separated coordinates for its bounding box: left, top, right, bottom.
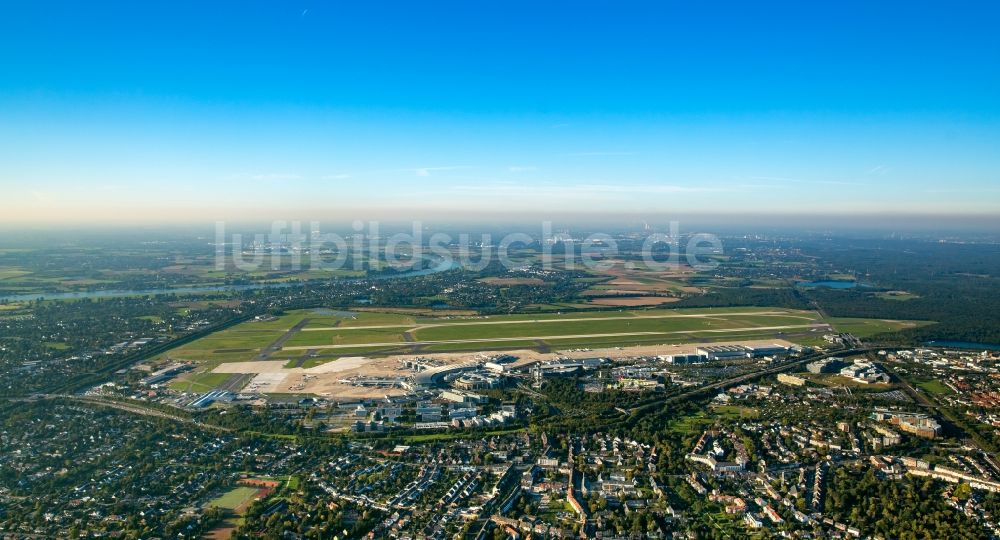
299, 310, 816, 332
282, 322, 825, 351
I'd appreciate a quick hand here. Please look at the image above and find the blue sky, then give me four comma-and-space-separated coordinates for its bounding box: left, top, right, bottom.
1, 1, 999, 223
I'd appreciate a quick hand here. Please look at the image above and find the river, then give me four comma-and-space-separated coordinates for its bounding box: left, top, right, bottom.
925, 340, 1000, 351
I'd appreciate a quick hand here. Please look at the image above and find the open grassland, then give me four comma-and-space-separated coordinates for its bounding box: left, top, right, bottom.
0, 267, 32, 280
668, 411, 715, 435
284, 326, 407, 347
418, 340, 542, 353
169, 372, 234, 393
709, 404, 761, 420
916, 379, 954, 395
828, 317, 932, 338
307, 311, 415, 329
0, 302, 27, 312
180, 330, 285, 351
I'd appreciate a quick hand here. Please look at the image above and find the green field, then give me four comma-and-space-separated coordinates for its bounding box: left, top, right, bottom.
182, 329, 285, 351
325, 312, 416, 328
209, 486, 260, 510
419, 339, 542, 352
709, 405, 761, 419
284, 326, 408, 347
0, 268, 32, 280
668, 411, 716, 435
828, 317, 932, 338
916, 379, 953, 395
169, 372, 234, 393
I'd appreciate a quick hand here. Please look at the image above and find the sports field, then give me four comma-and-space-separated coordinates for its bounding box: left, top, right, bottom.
209, 486, 260, 510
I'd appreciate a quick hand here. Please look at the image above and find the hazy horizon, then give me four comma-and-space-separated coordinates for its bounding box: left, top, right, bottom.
1, 209, 998, 237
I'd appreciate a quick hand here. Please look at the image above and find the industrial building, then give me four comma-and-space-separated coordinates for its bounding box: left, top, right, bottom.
660, 353, 708, 364
697, 345, 751, 360
141, 363, 191, 386
777, 373, 807, 387
873, 411, 941, 438
187, 390, 234, 408
416, 405, 442, 421
440, 389, 487, 404
807, 357, 847, 374
696, 344, 789, 360
747, 345, 790, 358
839, 360, 890, 384
409, 362, 480, 389
533, 358, 607, 377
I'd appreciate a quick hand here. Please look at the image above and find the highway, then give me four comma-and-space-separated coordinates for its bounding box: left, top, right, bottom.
29, 394, 234, 432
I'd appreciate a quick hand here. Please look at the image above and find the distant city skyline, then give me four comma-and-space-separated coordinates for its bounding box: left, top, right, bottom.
1, 1, 999, 224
